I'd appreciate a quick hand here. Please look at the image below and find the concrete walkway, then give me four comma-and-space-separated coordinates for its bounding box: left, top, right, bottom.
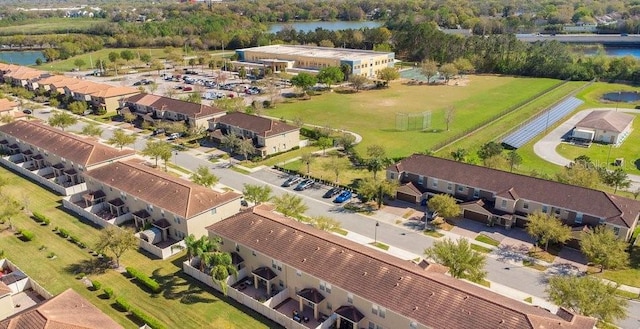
533, 107, 640, 190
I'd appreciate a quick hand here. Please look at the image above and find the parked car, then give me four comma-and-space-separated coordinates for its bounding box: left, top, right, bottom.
151, 128, 166, 136
22, 109, 32, 114
167, 133, 181, 141
294, 179, 314, 191
282, 176, 302, 187
323, 187, 341, 199
334, 190, 352, 203
183, 86, 193, 92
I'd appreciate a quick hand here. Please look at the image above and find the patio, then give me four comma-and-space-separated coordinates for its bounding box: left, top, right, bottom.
274, 298, 324, 329
232, 277, 272, 302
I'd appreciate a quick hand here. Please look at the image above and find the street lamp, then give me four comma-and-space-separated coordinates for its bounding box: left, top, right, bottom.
173, 151, 178, 165
374, 221, 380, 243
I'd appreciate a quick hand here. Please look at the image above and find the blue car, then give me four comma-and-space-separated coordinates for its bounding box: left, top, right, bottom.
333, 190, 352, 203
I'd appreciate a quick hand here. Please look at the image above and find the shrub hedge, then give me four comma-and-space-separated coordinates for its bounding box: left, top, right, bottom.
103, 287, 114, 299
115, 296, 166, 329
32, 212, 50, 225
125, 267, 161, 293
18, 229, 35, 241
91, 280, 102, 291
115, 297, 131, 311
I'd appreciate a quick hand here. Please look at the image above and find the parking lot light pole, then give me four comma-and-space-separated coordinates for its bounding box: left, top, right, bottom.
174, 151, 178, 165
374, 221, 380, 243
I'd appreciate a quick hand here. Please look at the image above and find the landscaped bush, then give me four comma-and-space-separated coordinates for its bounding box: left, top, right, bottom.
32, 212, 50, 225
103, 287, 114, 299
115, 297, 131, 311
75, 272, 86, 279
91, 280, 102, 291
130, 308, 166, 329
125, 267, 161, 293
58, 228, 70, 238
18, 229, 35, 241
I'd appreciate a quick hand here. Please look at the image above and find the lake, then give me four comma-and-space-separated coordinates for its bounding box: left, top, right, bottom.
0, 50, 44, 66
268, 21, 383, 33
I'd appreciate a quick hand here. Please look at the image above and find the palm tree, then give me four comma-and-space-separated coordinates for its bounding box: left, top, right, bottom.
184, 234, 197, 262
209, 252, 238, 296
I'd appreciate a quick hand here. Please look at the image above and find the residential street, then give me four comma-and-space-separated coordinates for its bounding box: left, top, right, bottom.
30, 110, 640, 329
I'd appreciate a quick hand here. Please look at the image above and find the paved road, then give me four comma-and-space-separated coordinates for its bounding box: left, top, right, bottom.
533, 107, 640, 191
32, 110, 640, 328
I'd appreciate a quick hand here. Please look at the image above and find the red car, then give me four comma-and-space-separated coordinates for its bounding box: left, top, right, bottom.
183, 86, 193, 91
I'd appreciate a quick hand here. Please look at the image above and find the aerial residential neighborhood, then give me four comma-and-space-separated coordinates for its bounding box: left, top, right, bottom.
1, 1, 640, 329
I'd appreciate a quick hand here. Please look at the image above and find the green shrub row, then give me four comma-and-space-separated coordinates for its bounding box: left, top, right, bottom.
91, 280, 102, 291
18, 229, 35, 241
32, 212, 51, 225
54, 227, 87, 249
125, 267, 161, 293
103, 287, 114, 299
115, 296, 165, 329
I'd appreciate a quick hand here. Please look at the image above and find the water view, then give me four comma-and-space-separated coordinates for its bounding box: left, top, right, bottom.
268, 20, 383, 33
0, 50, 44, 66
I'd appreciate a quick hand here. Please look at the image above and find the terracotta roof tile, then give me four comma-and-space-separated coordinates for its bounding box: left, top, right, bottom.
0, 98, 18, 112
90, 86, 139, 98
85, 160, 241, 218
212, 112, 298, 137
207, 206, 596, 329
0, 289, 122, 329
390, 155, 640, 228
0, 281, 11, 297
123, 93, 223, 119
0, 121, 135, 167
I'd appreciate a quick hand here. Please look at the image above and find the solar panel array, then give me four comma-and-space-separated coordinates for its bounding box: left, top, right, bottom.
501, 97, 583, 149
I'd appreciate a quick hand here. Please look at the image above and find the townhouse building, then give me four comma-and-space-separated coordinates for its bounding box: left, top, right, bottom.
388, 154, 640, 241
0, 98, 25, 121
190, 205, 596, 329
0, 120, 135, 195
64, 80, 138, 113
64, 159, 243, 258
209, 112, 300, 157
120, 93, 225, 129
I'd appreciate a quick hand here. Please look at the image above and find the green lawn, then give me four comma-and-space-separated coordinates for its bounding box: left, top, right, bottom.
369, 241, 390, 251
475, 234, 500, 246
0, 167, 278, 329
267, 76, 560, 158
556, 114, 640, 176
470, 244, 492, 254
0, 18, 106, 35
282, 151, 371, 186
598, 247, 640, 288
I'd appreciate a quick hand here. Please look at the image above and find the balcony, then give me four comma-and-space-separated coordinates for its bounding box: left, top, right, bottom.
63, 193, 132, 227
0, 156, 86, 196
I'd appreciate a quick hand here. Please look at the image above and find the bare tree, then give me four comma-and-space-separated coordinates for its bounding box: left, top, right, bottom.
444, 106, 455, 131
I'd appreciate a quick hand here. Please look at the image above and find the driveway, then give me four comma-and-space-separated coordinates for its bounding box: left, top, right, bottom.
533, 107, 640, 190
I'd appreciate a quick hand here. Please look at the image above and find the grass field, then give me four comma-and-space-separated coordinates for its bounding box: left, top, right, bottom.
0, 167, 277, 329
0, 18, 106, 35
267, 76, 560, 158
282, 151, 370, 186
556, 114, 640, 176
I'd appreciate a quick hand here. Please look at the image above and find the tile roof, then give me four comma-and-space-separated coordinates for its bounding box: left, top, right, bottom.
3, 67, 46, 81
0, 289, 123, 329
0, 120, 135, 167
212, 112, 298, 137
0, 281, 11, 297
0, 98, 18, 112
208, 206, 596, 329
575, 110, 635, 133
84, 160, 241, 218
123, 93, 223, 119
389, 155, 640, 228
90, 86, 139, 99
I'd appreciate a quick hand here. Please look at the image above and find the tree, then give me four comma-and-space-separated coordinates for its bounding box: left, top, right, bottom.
376, 67, 400, 86
317, 66, 344, 89
601, 168, 631, 194
242, 184, 272, 205
349, 75, 367, 91
0, 196, 21, 231
209, 251, 238, 296
35, 58, 42, 66
450, 148, 468, 162
477, 141, 503, 162
94, 226, 138, 268
237, 138, 256, 161
190, 165, 219, 188
556, 162, 601, 189
68, 101, 88, 115
73, 58, 86, 70
453, 57, 475, 75
140, 53, 152, 63
358, 178, 397, 209
151, 60, 164, 75
184, 234, 198, 262
238, 66, 247, 82
525, 212, 571, 251
107, 129, 136, 150
316, 137, 332, 156
420, 60, 439, 83
0, 115, 14, 124
300, 152, 314, 174
48, 112, 77, 131
311, 216, 341, 232
120, 49, 135, 62
290, 73, 318, 94
272, 193, 308, 219
580, 226, 629, 272
322, 155, 349, 184
424, 238, 486, 282
141, 140, 172, 168
484, 154, 508, 170
444, 106, 455, 131
546, 275, 627, 324
49, 98, 59, 108
147, 81, 158, 95
366, 145, 389, 179
80, 124, 103, 138
221, 133, 241, 154
505, 150, 522, 172
337, 133, 356, 153
439, 63, 459, 82
427, 194, 461, 218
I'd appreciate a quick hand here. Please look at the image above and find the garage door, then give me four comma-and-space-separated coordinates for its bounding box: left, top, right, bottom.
515, 217, 528, 228
463, 209, 488, 223
397, 192, 418, 204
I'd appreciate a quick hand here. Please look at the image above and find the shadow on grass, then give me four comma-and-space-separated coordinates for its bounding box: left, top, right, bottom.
65, 257, 112, 276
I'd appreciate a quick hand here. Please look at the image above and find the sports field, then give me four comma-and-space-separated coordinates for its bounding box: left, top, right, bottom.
267, 76, 560, 158
0, 18, 105, 36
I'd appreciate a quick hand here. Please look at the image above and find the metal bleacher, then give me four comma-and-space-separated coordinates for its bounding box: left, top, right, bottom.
501, 97, 583, 149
